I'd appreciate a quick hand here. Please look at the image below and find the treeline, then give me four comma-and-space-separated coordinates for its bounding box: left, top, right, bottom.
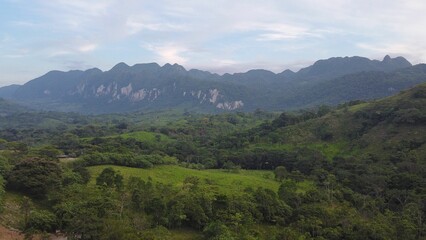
78, 153, 177, 168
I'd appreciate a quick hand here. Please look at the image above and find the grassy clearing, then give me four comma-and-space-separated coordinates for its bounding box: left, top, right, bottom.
88, 165, 280, 194
119, 131, 173, 143
88, 165, 314, 195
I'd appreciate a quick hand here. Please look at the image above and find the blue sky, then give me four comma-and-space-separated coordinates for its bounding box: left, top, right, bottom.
1, 0, 426, 86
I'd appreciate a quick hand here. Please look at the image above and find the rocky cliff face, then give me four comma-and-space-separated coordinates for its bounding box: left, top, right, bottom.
71, 79, 244, 110
2, 55, 420, 114
9, 62, 246, 113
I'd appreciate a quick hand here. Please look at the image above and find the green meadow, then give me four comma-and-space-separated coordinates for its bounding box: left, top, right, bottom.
87, 165, 314, 195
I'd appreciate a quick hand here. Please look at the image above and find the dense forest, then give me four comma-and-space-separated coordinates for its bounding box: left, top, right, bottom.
0, 83, 424, 239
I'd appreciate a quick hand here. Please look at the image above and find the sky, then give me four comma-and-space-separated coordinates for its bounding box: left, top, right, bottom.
1, 0, 426, 86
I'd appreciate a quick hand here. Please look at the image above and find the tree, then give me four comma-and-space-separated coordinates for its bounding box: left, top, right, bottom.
278, 179, 300, 208
7, 158, 62, 197
253, 188, 292, 224
271, 113, 299, 128
203, 222, 234, 240
20, 196, 33, 229
96, 167, 123, 190
99, 219, 139, 240
324, 174, 337, 203
37, 145, 62, 159
274, 166, 288, 181
26, 210, 57, 232
0, 155, 11, 177
146, 197, 167, 226
73, 166, 91, 184
54, 185, 116, 240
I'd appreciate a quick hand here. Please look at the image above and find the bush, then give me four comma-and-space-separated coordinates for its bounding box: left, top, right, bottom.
203, 222, 234, 240
26, 210, 57, 232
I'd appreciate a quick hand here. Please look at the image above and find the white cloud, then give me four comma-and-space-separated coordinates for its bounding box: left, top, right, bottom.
77, 43, 98, 53
144, 43, 188, 64
125, 16, 188, 35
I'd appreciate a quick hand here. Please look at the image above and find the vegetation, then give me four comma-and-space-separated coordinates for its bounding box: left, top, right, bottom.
0, 83, 424, 239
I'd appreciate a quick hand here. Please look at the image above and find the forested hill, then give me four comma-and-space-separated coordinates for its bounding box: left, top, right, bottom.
219, 81, 425, 169
1, 55, 424, 114
0, 82, 424, 239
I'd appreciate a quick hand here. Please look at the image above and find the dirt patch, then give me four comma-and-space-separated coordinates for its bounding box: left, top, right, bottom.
0, 225, 23, 240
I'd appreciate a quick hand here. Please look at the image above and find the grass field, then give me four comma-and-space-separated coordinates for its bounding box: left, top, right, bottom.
119, 131, 174, 143
87, 165, 315, 195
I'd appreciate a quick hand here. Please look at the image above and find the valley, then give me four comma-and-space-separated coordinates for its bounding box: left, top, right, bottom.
0, 82, 423, 239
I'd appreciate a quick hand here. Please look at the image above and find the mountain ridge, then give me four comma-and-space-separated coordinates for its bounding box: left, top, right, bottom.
1, 55, 424, 114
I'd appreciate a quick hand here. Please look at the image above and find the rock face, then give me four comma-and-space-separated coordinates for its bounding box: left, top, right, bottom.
1, 55, 423, 114
7, 62, 247, 113
217, 101, 244, 110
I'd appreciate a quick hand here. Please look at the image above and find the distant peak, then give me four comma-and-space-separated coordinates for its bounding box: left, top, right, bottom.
281, 69, 295, 74
162, 63, 186, 72
383, 55, 392, 62
85, 68, 102, 74
110, 62, 130, 72
279, 69, 295, 76
381, 55, 412, 67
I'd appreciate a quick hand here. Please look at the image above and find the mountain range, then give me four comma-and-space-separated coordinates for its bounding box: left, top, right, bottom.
1, 55, 425, 114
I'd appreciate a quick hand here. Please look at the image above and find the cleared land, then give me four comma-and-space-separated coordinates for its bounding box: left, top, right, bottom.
87, 165, 314, 195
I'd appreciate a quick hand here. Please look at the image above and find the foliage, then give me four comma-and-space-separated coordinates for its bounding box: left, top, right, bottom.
7, 158, 62, 198
80, 153, 177, 169
26, 209, 57, 232
0, 82, 424, 238
274, 166, 288, 181
96, 167, 124, 189
203, 222, 234, 240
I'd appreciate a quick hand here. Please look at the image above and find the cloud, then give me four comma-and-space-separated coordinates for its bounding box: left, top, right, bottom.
258, 26, 316, 41
125, 16, 188, 35
2, 0, 426, 85
44, 40, 98, 57
144, 43, 188, 64
77, 43, 98, 53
